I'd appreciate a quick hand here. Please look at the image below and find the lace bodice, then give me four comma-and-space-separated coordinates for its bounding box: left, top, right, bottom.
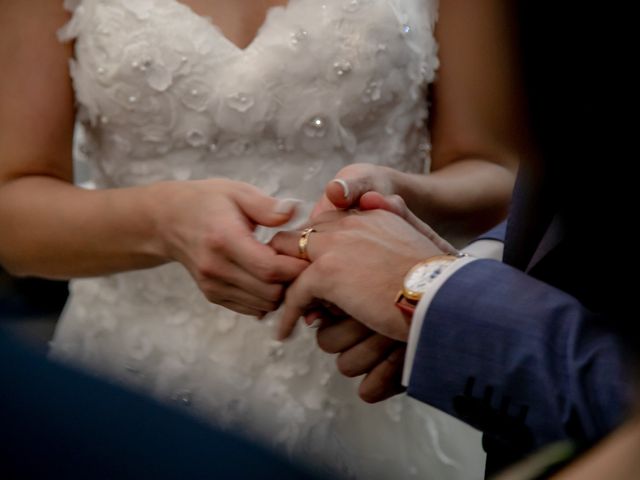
60, 0, 437, 191
52, 1, 485, 478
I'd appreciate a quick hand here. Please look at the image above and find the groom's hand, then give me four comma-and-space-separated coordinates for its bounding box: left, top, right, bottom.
314, 317, 407, 403
358, 192, 457, 254
270, 209, 444, 341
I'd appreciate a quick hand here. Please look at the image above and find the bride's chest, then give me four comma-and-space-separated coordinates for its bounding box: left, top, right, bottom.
65, 0, 437, 157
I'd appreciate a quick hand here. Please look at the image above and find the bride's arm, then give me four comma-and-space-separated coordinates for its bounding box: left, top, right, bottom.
0, 3, 305, 316
400, 0, 523, 234
316, 0, 525, 239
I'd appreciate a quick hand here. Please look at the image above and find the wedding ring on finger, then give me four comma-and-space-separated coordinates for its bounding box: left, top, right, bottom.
298, 227, 317, 261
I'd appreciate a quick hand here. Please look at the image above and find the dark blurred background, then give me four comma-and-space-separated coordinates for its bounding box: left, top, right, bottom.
0, 268, 67, 350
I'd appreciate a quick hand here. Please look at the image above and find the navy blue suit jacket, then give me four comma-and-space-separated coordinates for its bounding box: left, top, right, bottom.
407, 1, 631, 474
407, 231, 629, 457
0, 329, 318, 479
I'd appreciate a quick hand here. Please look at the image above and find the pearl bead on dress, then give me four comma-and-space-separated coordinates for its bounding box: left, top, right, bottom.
185, 130, 206, 147
290, 29, 308, 46
333, 60, 353, 77
226, 92, 255, 113
303, 116, 328, 138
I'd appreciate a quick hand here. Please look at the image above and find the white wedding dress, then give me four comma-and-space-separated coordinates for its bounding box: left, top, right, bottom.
51, 0, 484, 478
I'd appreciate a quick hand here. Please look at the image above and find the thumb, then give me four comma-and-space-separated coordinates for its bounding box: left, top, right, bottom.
236, 191, 303, 228
325, 171, 378, 210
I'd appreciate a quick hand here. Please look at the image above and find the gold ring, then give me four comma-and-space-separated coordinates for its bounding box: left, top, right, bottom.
298, 227, 317, 261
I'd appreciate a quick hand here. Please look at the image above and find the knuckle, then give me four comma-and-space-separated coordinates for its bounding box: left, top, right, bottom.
214, 298, 228, 308
314, 254, 339, 279
195, 257, 224, 280
313, 255, 333, 275
204, 231, 227, 252
196, 263, 215, 279
202, 288, 222, 304
221, 301, 245, 315
311, 249, 340, 268
199, 279, 229, 304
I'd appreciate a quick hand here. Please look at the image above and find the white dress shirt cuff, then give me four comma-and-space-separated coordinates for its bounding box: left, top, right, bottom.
401, 239, 503, 386
401, 255, 477, 386
461, 239, 504, 261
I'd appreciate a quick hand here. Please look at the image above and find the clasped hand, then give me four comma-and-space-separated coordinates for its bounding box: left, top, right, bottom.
160, 168, 453, 403
268, 167, 457, 403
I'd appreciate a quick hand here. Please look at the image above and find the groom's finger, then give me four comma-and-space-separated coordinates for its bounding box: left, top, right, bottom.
218, 299, 266, 318
304, 304, 347, 327
359, 345, 406, 403
336, 334, 397, 378
278, 267, 323, 340
316, 318, 373, 354
270, 230, 328, 262
269, 231, 302, 258
270, 210, 358, 260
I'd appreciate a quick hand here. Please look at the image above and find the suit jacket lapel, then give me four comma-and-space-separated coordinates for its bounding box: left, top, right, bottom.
504, 167, 557, 271
526, 213, 564, 273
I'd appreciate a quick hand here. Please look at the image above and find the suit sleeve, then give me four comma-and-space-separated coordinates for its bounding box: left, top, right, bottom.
406, 259, 631, 454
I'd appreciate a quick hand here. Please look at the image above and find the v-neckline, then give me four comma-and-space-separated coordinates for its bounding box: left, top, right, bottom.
170, 0, 293, 53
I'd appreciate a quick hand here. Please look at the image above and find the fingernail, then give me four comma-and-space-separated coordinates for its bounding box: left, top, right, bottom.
308, 318, 323, 329
274, 198, 302, 215
331, 179, 350, 200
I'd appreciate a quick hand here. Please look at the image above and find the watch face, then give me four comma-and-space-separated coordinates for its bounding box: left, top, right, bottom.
404, 257, 455, 300
405, 266, 432, 296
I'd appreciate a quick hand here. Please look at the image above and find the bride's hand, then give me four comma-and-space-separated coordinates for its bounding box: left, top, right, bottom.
150, 179, 308, 317
311, 167, 457, 254
310, 164, 396, 219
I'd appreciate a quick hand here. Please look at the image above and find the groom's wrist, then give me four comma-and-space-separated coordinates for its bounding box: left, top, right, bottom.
394, 253, 470, 317
401, 254, 478, 386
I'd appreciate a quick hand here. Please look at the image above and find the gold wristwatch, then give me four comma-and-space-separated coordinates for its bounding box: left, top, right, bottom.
395, 253, 468, 317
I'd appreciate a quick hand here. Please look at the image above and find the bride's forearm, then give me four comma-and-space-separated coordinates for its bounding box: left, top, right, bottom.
392, 159, 516, 238
0, 176, 167, 279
